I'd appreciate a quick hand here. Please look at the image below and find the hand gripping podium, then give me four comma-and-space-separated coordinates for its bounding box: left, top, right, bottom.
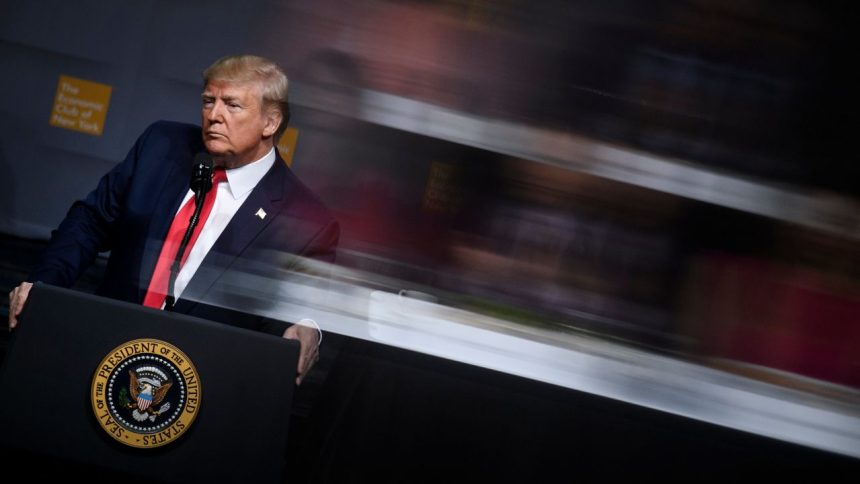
0, 283, 300, 483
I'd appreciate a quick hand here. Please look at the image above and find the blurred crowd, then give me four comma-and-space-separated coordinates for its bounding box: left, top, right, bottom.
259, 0, 858, 388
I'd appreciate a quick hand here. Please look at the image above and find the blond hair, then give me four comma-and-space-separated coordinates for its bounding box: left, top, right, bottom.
203, 55, 290, 138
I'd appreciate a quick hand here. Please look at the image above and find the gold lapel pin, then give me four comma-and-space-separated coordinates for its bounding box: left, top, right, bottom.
255, 208, 267, 220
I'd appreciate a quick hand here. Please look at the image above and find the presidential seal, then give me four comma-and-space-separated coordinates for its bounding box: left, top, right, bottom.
91, 339, 201, 448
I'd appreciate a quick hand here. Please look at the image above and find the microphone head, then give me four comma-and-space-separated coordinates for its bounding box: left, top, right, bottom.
190, 152, 214, 193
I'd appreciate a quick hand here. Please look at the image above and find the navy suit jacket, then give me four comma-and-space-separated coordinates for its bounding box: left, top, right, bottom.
29, 121, 339, 335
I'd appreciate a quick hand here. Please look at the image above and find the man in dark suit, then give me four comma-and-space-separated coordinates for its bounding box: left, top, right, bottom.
7, 55, 338, 383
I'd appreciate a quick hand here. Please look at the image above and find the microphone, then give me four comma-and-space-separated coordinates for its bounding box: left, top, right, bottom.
165, 152, 215, 311
190, 152, 214, 198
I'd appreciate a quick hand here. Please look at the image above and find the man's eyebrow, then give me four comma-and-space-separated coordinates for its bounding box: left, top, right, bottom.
201, 93, 240, 103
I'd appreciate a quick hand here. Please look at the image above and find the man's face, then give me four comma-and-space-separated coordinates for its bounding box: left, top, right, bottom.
201, 80, 279, 168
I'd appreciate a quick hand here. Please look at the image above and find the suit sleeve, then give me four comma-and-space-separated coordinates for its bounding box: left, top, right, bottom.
27, 124, 155, 287
259, 218, 340, 336
300, 219, 340, 265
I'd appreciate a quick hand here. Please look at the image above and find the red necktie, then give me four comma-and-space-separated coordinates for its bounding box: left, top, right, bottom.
142, 168, 228, 308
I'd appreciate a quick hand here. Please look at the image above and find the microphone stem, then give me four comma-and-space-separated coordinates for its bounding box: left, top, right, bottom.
165, 190, 205, 311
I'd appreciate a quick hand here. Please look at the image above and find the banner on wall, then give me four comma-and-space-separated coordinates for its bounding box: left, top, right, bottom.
49, 74, 112, 136
277, 127, 299, 167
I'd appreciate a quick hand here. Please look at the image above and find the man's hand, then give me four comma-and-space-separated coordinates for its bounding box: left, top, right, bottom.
8, 282, 33, 331
282, 322, 320, 385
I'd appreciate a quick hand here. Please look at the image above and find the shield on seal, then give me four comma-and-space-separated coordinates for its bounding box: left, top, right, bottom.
137, 393, 153, 411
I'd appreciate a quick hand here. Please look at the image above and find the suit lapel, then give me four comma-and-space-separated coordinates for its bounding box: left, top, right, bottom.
173, 157, 287, 314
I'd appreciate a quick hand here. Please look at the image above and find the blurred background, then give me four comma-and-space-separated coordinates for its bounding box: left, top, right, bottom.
2, 1, 860, 478
1, 0, 858, 397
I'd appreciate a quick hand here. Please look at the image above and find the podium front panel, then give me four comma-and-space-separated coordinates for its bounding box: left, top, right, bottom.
0, 284, 299, 483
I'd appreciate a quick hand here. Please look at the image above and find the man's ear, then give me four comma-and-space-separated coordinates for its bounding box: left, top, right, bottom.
263, 108, 283, 138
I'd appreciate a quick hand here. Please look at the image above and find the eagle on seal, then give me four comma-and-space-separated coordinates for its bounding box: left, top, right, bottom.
127, 370, 172, 416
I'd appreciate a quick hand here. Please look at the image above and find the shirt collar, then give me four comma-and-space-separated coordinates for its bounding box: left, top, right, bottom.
223, 147, 276, 200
